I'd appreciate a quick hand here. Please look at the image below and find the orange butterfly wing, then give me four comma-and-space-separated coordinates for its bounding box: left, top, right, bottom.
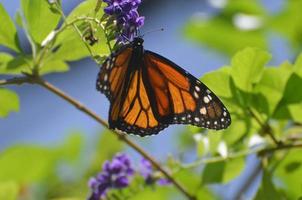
97, 47, 167, 136
97, 46, 132, 101
144, 51, 231, 130
97, 44, 231, 136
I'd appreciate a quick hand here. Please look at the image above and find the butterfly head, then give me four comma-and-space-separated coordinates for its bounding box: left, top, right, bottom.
133, 37, 144, 47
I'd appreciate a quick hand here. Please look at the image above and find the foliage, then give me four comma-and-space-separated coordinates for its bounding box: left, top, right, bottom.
0, 0, 302, 200
184, 0, 302, 55
0, 88, 19, 118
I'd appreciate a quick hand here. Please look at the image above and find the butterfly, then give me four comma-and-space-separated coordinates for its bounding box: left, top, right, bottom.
96, 37, 231, 136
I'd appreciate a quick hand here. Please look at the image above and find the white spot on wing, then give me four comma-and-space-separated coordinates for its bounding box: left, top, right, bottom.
104, 74, 108, 81
203, 96, 210, 103
105, 61, 110, 69
200, 107, 207, 115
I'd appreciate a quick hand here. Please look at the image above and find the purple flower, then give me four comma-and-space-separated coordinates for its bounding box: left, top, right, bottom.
88, 153, 172, 200
88, 153, 134, 200
140, 158, 153, 179
114, 176, 129, 188
157, 178, 172, 186
103, 0, 145, 42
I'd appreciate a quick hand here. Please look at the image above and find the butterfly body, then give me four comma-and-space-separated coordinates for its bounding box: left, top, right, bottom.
97, 37, 231, 136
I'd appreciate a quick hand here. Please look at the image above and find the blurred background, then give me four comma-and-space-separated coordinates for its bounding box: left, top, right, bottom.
1, 0, 301, 199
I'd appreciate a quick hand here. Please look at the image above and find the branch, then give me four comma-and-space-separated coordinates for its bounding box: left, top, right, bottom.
248, 108, 281, 145
0, 77, 32, 86
181, 148, 258, 169
181, 142, 302, 169
258, 142, 302, 156
0, 76, 195, 200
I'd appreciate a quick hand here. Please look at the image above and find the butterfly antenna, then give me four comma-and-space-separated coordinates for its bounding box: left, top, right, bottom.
141, 28, 164, 37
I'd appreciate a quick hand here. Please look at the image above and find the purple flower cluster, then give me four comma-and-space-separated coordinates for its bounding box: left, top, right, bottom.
103, 0, 145, 42
88, 153, 171, 200
88, 153, 134, 200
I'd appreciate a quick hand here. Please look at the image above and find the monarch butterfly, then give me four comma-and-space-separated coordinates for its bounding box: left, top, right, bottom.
96, 37, 231, 136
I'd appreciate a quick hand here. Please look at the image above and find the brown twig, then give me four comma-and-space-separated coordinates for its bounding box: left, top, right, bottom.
258, 142, 302, 156
0, 76, 195, 200
0, 77, 32, 85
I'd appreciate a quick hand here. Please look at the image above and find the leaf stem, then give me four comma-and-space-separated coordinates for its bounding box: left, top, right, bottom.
248, 108, 281, 145
181, 141, 302, 169
54, 2, 95, 57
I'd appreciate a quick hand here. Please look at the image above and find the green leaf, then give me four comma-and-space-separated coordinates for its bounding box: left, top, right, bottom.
0, 133, 83, 184
201, 66, 232, 98
96, 130, 124, 162
269, 0, 302, 48
39, 59, 69, 75
196, 188, 215, 200
231, 47, 271, 92
130, 187, 171, 200
273, 71, 302, 122
0, 54, 32, 75
0, 88, 19, 118
294, 53, 302, 77
202, 157, 245, 184
223, 0, 266, 15
0, 53, 14, 72
184, 18, 267, 56
221, 116, 249, 145
195, 134, 209, 157
0, 145, 57, 182
53, 0, 109, 62
57, 132, 83, 163
21, 0, 61, 44
253, 62, 293, 117
207, 132, 222, 155
0, 4, 20, 52
286, 103, 302, 123
174, 169, 201, 194
89, 130, 125, 173
184, 0, 268, 55
0, 181, 19, 200
281, 73, 302, 104
254, 170, 284, 200
94, 0, 104, 14
52, 27, 90, 61
272, 55, 302, 122
15, 11, 23, 28
222, 157, 244, 183
50, 198, 82, 200
66, 0, 103, 22
274, 149, 302, 199
202, 160, 225, 184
